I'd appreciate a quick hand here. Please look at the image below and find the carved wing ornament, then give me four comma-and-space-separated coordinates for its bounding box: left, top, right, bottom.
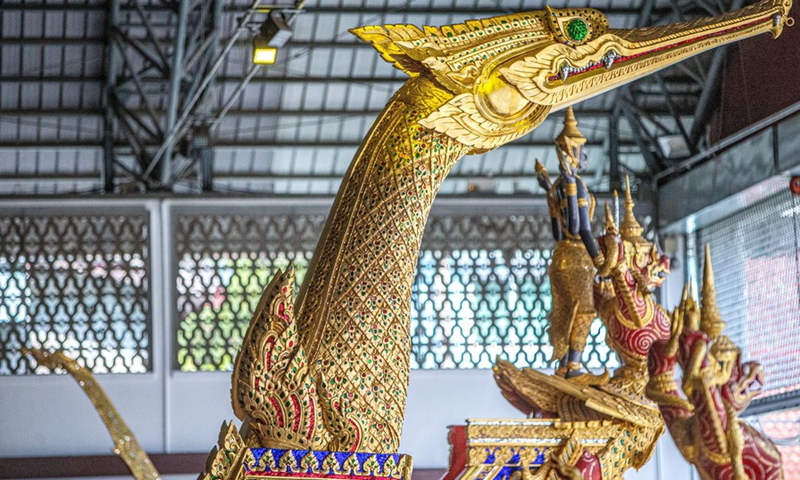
230, 264, 370, 453
231, 265, 320, 449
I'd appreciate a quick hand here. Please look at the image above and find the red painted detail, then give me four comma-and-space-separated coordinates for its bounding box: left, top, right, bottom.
651, 324, 784, 479
278, 302, 290, 322
439, 425, 468, 480
291, 394, 302, 433
265, 336, 276, 371
575, 449, 602, 480
608, 297, 670, 357
348, 419, 362, 453
307, 398, 316, 440
269, 397, 285, 428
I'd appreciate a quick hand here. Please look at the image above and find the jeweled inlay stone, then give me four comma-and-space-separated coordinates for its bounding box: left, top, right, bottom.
566, 18, 588, 41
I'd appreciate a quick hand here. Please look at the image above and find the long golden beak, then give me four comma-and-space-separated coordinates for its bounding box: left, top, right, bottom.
501, 0, 793, 109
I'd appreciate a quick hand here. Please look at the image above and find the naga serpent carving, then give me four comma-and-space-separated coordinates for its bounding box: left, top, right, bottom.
592, 179, 672, 398
230, 0, 793, 455
647, 246, 782, 480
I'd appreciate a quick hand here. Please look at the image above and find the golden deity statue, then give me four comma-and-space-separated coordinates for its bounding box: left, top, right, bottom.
535, 107, 600, 379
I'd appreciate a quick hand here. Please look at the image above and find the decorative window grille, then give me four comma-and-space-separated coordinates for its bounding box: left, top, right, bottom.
174, 210, 325, 371
696, 190, 800, 407
410, 212, 616, 369
0, 209, 151, 374
174, 205, 620, 371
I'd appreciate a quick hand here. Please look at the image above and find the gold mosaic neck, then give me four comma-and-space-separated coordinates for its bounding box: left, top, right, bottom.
293, 75, 466, 452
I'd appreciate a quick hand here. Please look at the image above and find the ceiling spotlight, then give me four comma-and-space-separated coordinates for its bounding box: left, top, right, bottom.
253, 12, 292, 65
253, 46, 278, 65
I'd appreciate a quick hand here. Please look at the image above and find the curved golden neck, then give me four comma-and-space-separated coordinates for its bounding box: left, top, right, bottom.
292, 75, 466, 452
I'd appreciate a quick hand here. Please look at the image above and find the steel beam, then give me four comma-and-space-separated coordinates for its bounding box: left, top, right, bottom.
102, 0, 222, 192
608, 108, 622, 192
621, 89, 662, 175
142, 0, 262, 182
655, 101, 800, 184
606, 0, 743, 177
655, 74, 694, 155
103, 0, 122, 193
160, 0, 192, 186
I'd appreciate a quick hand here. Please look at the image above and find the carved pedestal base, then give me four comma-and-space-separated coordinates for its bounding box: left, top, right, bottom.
441, 418, 660, 480
245, 448, 413, 480
201, 422, 413, 480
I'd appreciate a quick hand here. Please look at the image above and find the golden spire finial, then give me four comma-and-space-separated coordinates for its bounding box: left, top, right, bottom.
559, 107, 585, 142
700, 244, 725, 338
677, 282, 690, 332
684, 278, 701, 331
620, 176, 644, 241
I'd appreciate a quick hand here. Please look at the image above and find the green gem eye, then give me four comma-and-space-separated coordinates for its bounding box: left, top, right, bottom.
566, 18, 589, 42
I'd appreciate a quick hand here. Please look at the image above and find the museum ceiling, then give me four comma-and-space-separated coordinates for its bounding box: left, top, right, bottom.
0, 0, 739, 196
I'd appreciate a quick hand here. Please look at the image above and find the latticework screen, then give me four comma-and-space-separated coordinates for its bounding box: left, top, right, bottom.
174, 206, 620, 371
410, 213, 616, 369
0, 209, 152, 374
174, 210, 324, 371
696, 190, 800, 405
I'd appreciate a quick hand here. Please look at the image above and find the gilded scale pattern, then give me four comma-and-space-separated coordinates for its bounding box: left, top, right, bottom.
292, 77, 466, 452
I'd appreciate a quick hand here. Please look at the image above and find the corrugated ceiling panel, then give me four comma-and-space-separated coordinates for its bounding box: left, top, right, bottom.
0, 0, 666, 194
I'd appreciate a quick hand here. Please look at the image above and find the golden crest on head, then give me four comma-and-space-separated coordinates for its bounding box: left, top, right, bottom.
604, 201, 618, 236
620, 176, 646, 245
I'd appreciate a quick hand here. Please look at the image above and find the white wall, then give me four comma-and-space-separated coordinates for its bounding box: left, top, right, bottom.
0, 367, 517, 461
